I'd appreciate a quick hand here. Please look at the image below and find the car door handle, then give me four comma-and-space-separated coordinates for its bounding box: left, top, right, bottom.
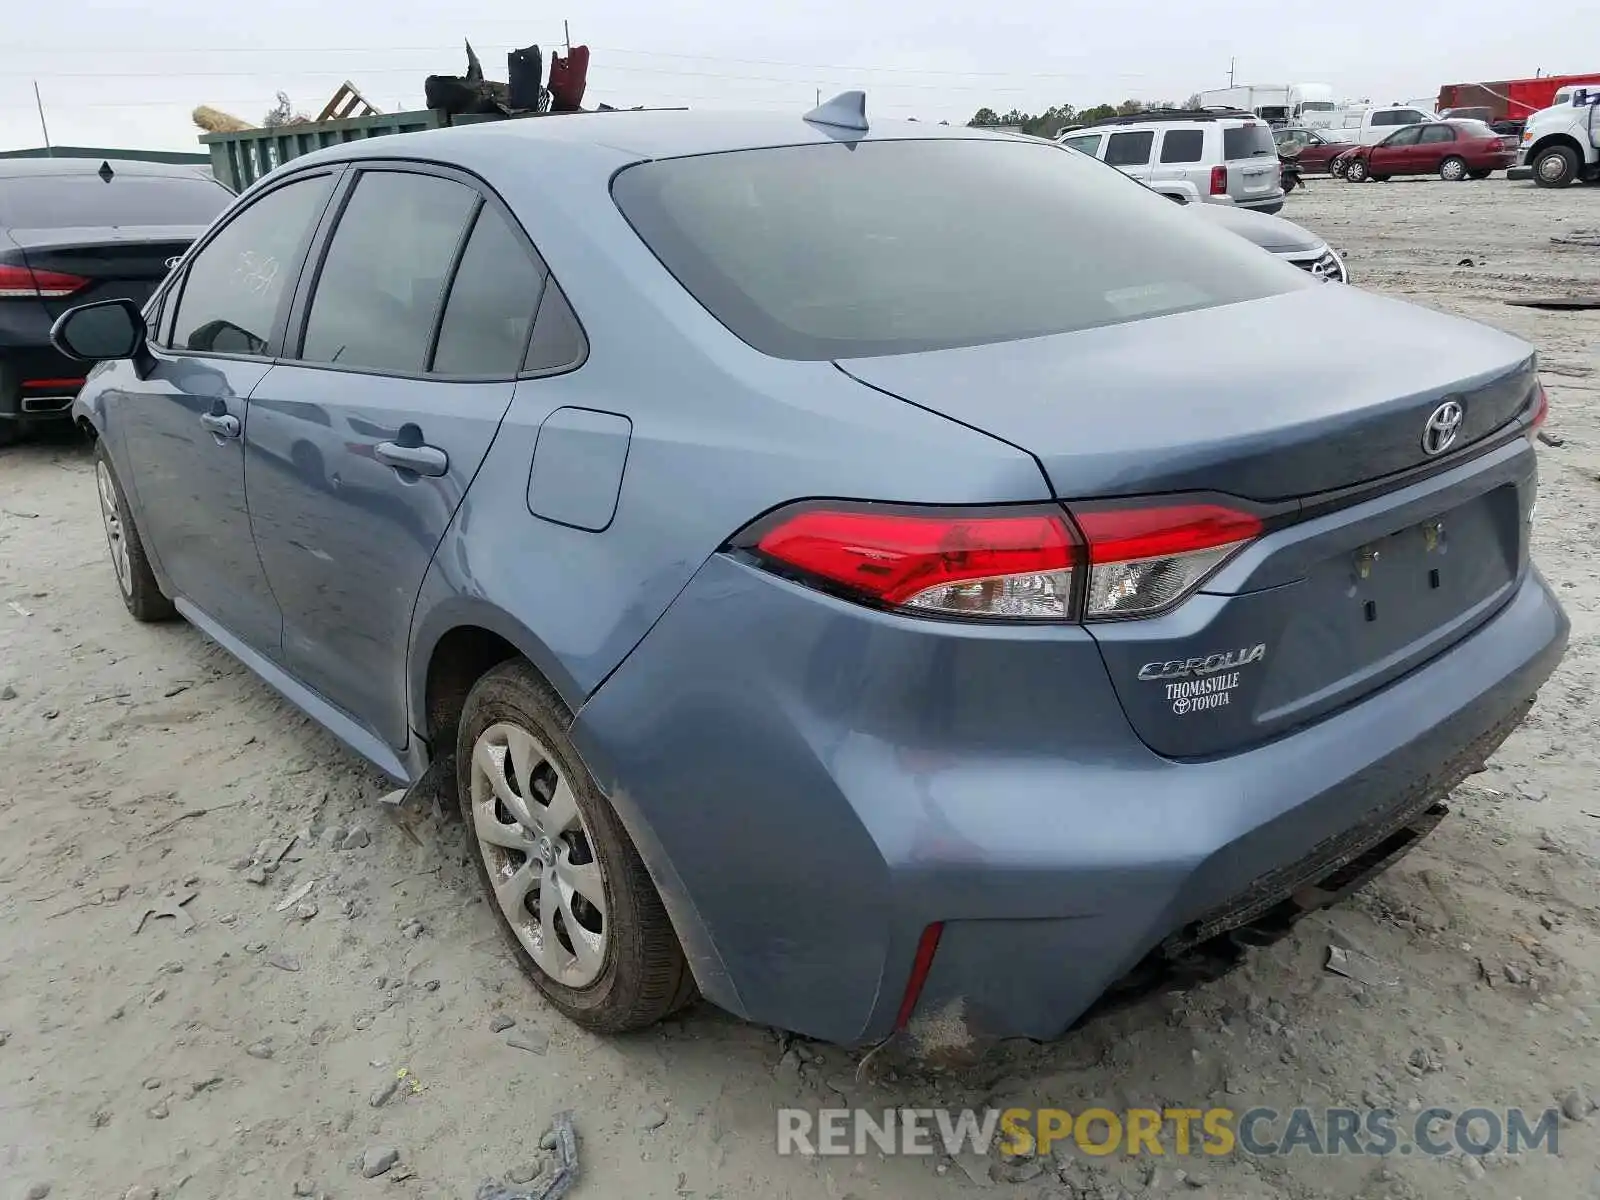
200, 411, 240, 439
374, 440, 448, 477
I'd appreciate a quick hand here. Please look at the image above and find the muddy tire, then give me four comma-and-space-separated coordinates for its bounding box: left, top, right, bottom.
94, 441, 177, 622
456, 660, 695, 1032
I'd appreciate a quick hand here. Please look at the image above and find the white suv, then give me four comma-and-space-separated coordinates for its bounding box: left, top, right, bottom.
1058, 109, 1285, 213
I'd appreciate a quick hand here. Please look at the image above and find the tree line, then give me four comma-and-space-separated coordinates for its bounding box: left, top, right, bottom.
969, 96, 1202, 139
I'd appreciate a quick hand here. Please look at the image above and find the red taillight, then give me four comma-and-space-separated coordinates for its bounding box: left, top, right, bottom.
0, 263, 90, 300
1072, 502, 1262, 619
1209, 165, 1228, 195
750, 505, 1079, 619
738, 498, 1264, 622
1528, 379, 1549, 443
894, 922, 944, 1031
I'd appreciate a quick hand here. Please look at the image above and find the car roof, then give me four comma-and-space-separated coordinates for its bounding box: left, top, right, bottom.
0, 156, 213, 180
280, 108, 1031, 180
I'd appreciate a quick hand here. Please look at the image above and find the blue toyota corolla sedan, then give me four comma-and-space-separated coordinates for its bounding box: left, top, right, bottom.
55, 95, 1567, 1045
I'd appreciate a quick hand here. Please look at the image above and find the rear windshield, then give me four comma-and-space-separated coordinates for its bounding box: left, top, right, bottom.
0, 173, 231, 230
611, 138, 1303, 361
1448, 120, 1498, 138
1222, 125, 1277, 160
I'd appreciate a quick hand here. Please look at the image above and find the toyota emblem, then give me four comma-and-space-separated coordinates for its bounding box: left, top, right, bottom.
164, 255, 183, 270
1421, 400, 1464, 456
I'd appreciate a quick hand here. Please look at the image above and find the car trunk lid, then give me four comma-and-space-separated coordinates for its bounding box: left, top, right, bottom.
836, 285, 1536, 503
839, 286, 1541, 757
5, 225, 204, 318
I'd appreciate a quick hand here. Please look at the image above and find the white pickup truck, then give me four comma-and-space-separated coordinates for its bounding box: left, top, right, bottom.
1509, 87, 1600, 186
1302, 105, 1439, 145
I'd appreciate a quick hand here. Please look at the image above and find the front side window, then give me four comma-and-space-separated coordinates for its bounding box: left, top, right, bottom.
432, 206, 547, 376
1104, 131, 1155, 166
299, 171, 477, 373
1381, 127, 1424, 147
612, 137, 1304, 361
169, 173, 335, 356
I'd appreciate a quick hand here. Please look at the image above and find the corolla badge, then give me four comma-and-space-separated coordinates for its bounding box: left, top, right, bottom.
1421, 400, 1464, 456
1138, 643, 1266, 682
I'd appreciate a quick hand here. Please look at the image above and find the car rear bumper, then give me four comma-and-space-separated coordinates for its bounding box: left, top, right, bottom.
1231, 193, 1285, 215
0, 344, 85, 428
571, 555, 1567, 1045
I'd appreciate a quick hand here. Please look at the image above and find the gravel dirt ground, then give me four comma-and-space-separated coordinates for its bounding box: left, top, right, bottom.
3, 174, 1600, 1200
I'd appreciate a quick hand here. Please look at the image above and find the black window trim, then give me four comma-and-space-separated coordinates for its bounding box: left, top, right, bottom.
279, 157, 587, 385
150, 166, 345, 364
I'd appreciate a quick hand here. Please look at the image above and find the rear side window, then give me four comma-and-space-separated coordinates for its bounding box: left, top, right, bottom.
432, 206, 547, 376
1419, 125, 1455, 143
299, 171, 477, 373
0, 173, 231, 230
523, 281, 587, 373
1060, 134, 1102, 156
1159, 130, 1205, 163
612, 138, 1304, 361
1104, 131, 1154, 166
1222, 125, 1277, 159
170, 173, 334, 356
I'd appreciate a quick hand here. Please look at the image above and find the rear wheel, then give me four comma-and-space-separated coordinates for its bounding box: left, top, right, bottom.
1439, 156, 1468, 182
1345, 158, 1369, 182
1468, 168, 1492, 180
94, 442, 177, 622
1330, 158, 1348, 178
1533, 144, 1579, 188
0, 422, 18, 449
457, 660, 695, 1032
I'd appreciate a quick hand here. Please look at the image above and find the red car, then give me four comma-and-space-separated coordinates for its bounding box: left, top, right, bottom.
1338, 120, 1519, 182
1273, 127, 1355, 175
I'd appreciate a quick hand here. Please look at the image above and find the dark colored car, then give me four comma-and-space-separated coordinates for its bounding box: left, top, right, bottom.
1339, 120, 1520, 182
1273, 127, 1355, 174
58, 108, 1565, 1045
0, 158, 232, 446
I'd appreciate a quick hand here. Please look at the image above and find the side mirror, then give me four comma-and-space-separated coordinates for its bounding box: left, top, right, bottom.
50, 298, 146, 363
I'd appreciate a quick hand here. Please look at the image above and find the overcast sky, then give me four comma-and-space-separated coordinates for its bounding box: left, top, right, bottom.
2, 0, 1588, 152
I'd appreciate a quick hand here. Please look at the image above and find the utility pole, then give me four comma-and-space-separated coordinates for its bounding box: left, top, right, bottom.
33, 82, 52, 155
1228, 58, 1236, 87
816, 86, 821, 106
564, 20, 571, 53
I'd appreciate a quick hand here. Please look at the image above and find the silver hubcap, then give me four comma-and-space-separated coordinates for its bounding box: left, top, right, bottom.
96, 462, 131, 597
1442, 160, 1464, 180
470, 723, 608, 988
1538, 155, 1567, 182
